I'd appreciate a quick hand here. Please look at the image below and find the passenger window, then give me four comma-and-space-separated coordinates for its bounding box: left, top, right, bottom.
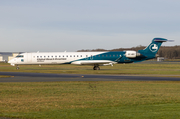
67, 55, 68, 57
74, 55, 75, 57
37, 56, 39, 58
77, 55, 78, 57
86, 55, 88, 57
59, 56, 61, 57
44, 56, 46, 58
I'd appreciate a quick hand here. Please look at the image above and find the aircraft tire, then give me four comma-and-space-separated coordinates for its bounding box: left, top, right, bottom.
93, 66, 100, 70
16, 65, 19, 70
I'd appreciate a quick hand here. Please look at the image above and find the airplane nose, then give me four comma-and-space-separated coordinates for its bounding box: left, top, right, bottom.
8, 60, 11, 63
8, 59, 15, 66
8, 58, 14, 63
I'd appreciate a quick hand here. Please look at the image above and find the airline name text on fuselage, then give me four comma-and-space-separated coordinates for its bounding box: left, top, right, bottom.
37, 58, 67, 62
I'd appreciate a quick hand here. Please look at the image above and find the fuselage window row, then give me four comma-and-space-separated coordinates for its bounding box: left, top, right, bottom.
36, 54, 119, 58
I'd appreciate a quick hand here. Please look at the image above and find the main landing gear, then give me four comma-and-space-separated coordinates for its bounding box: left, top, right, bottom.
93, 65, 100, 70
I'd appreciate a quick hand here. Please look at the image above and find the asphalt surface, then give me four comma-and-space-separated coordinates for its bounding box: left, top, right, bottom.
0, 72, 180, 82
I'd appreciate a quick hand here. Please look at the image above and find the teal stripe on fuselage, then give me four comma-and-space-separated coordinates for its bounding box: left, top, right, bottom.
67, 51, 148, 64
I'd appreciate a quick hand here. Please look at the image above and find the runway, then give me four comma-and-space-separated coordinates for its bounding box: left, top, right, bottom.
0, 72, 180, 82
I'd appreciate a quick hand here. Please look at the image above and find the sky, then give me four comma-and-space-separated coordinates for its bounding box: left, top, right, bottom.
0, 0, 180, 52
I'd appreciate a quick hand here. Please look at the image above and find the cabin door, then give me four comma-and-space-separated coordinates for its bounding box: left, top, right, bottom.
27, 53, 32, 63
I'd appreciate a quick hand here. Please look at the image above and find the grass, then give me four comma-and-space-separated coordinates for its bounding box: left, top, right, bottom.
1, 62, 180, 118
0, 75, 11, 78
0, 62, 180, 76
0, 81, 180, 119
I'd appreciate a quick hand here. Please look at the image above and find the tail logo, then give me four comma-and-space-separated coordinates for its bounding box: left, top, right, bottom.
149, 44, 158, 52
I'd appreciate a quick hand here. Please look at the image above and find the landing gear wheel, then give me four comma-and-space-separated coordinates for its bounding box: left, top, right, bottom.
93, 66, 100, 70
16, 65, 19, 70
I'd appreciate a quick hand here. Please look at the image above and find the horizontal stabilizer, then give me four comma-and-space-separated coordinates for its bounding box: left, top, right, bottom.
154, 38, 167, 42
154, 39, 167, 42
153, 38, 174, 42
167, 40, 174, 42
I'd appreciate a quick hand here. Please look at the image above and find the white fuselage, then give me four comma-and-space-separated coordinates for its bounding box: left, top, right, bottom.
8, 52, 117, 66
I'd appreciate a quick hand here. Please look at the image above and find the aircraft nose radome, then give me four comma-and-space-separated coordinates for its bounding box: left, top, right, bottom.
8, 60, 11, 63
8, 60, 15, 66
8, 59, 13, 64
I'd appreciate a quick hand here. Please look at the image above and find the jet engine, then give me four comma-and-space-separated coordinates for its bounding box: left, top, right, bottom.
125, 51, 141, 58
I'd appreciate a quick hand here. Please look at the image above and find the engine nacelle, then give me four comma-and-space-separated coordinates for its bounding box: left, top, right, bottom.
125, 51, 141, 58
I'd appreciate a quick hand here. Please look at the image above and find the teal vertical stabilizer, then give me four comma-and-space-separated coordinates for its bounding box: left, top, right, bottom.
138, 38, 168, 59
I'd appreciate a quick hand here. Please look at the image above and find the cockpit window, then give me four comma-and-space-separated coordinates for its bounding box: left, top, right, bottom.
16, 55, 24, 58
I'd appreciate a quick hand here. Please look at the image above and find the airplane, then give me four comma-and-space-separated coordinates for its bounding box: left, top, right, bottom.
8, 38, 172, 70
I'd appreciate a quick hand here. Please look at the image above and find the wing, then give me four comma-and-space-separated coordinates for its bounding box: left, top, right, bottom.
71, 60, 117, 66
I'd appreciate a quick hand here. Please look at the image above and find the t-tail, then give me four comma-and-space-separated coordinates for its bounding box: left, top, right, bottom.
138, 38, 169, 59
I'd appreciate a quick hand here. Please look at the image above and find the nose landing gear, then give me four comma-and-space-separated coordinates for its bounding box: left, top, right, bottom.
16, 65, 19, 70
